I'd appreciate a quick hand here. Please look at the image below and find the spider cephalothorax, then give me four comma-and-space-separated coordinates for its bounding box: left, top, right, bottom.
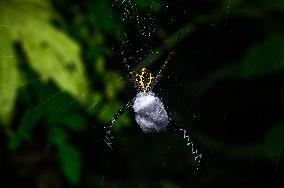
135, 68, 154, 92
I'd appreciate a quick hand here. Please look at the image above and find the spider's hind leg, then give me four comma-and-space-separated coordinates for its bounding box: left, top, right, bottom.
104, 99, 134, 149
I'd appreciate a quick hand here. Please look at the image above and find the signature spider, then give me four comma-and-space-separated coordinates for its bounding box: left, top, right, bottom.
104, 52, 173, 144
104, 51, 202, 165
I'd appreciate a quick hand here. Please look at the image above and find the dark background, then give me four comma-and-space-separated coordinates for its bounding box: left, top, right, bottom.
0, 0, 284, 187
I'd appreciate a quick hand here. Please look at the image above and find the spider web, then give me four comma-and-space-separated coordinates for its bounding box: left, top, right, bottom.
112, 0, 202, 169
0, 0, 202, 174
113, 0, 160, 68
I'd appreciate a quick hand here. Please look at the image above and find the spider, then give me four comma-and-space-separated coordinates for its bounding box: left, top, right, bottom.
104, 52, 173, 144
104, 51, 202, 166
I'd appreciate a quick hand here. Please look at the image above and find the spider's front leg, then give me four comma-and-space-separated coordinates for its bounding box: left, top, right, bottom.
104, 99, 134, 149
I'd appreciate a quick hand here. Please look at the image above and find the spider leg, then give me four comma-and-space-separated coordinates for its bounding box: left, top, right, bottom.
104, 99, 134, 149
151, 51, 175, 89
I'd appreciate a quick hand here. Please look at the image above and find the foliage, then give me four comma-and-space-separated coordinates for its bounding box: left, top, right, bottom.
0, 0, 283, 187
241, 35, 284, 78
0, 0, 89, 125
0, 0, 142, 185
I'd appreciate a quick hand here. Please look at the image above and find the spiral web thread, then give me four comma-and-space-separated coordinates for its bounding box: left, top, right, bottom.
179, 128, 202, 170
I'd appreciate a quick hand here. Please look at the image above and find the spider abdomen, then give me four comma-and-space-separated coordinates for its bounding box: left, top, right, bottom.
133, 91, 169, 133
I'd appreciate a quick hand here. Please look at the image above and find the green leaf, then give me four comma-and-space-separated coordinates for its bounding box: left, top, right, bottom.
9, 108, 44, 150
58, 144, 82, 185
60, 114, 86, 131
104, 71, 125, 99
89, 0, 121, 38
196, 35, 284, 91
49, 127, 82, 185
99, 101, 123, 122
99, 101, 130, 130
48, 113, 86, 131
0, 29, 21, 125
135, 0, 162, 12
0, 0, 89, 125
241, 35, 284, 78
49, 126, 68, 146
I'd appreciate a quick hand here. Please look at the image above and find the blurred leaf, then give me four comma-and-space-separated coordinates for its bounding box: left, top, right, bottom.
197, 35, 284, 91
99, 101, 130, 129
99, 101, 124, 122
0, 0, 89, 125
263, 122, 284, 158
88, 0, 121, 37
94, 56, 106, 75
0, 29, 21, 126
9, 108, 44, 150
49, 125, 68, 146
241, 35, 284, 78
60, 114, 86, 131
229, 122, 284, 161
135, 0, 162, 12
59, 144, 82, 185
115, 0, 162, 13
49, 127, 82, 185
104, 72, 125, 99
226, 0, 284, 18
86, 91, 103, 114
